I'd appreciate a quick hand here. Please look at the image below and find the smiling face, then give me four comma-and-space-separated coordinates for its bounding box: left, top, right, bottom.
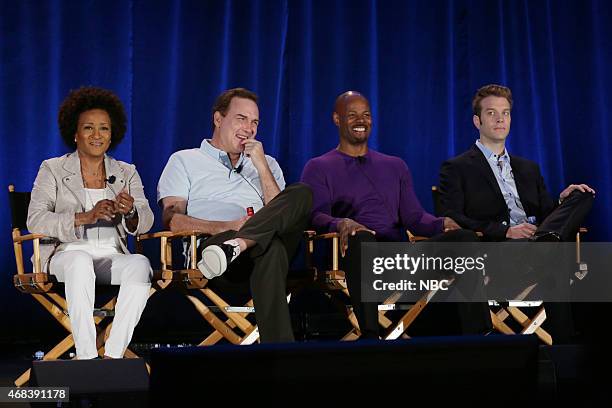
473, 95, 511, 144
75, 109, 112, 159
212, 97, 259, 154
334, 93, 372, 145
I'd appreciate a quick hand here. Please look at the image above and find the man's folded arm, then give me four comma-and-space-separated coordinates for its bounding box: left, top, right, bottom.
161, 196, 243, 235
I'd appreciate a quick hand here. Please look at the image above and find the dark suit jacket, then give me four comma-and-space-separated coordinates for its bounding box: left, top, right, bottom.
438, 144, 556, 241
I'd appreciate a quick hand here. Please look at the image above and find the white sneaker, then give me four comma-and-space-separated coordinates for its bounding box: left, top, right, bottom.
197, 239, 241, 279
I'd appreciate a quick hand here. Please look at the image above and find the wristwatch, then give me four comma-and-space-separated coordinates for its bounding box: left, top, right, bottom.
124, 206, 137, 219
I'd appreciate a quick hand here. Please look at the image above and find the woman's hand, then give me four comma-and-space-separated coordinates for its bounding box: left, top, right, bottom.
114, 191, 135, 216
75, 199, 117, 226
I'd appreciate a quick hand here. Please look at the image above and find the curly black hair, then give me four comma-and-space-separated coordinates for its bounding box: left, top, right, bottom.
58, 86, 127, 150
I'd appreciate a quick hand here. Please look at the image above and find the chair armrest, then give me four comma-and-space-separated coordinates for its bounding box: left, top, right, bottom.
138, 230, 209, 241
304, 230, 342, 274
13, 273, 57, 293
304, 230, 340, 241
137, 230, 212, 271
12, 233, 47, 243
407, 229, 483, 243
406, 230, 427, 243
12, 232, 47, 275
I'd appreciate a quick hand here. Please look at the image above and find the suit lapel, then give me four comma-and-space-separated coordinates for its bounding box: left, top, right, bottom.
468, 145, 504, 201
60, 152, 86, 210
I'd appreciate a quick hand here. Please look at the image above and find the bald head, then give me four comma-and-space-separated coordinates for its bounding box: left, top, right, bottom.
333, 90, 372, 147
334, 91, 369, 115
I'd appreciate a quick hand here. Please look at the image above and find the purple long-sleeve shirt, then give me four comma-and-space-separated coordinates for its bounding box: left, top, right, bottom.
300, 149, 443, 241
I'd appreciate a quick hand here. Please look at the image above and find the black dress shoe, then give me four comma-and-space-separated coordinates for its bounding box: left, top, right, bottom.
530, 231, 562, 242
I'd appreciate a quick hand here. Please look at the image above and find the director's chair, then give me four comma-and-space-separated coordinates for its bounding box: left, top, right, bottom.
8, 185, 156, 386
432, 186, 587, 345
137, 230, 304, 346
304, 230, 449, 341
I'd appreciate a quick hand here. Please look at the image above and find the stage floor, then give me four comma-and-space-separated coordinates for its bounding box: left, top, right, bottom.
0, 337, 609, 405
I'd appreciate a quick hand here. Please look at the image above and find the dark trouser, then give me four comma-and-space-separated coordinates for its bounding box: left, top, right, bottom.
517, 190, 593, 343
199, 183, 312, 343
342, 229, 492, 339
536, 190, 594, 241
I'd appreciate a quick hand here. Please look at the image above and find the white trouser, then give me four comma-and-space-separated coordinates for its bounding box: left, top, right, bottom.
50, 250, 152, 359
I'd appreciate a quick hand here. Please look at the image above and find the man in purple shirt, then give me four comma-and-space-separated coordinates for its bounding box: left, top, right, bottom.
301, 91, 491, 338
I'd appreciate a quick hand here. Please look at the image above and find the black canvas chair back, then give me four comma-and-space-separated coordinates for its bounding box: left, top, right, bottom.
8, 186, 30, 230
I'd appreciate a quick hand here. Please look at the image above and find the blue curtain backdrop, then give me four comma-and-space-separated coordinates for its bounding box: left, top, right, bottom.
1, 0, 611, 338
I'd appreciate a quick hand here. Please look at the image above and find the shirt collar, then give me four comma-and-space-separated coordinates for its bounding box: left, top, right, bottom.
476, 139, 509, 162
334, 148, 371, 162
200, 139, 245, 170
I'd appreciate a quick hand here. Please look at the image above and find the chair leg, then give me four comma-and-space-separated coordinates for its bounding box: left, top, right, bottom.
238, 327, 260, 345
508, 307, 552, 345
490, 310, 515, 335
32, 293, 72, 332
337, 288, 362, 339
14, 333, 75, 387
198, 294, 296, 346
378, 310, 410, 340
200, 288, 255, 334
491, 304, 552, 345
15, 279, 159, 387
199, 311, 260, 346
185, 293, 243, 345
14, 369, 30, 387
341, 330, 361, 341
383, 292, 431, 340
378, 312, 394, 330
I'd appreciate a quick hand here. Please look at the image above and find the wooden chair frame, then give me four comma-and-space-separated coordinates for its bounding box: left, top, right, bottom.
431, 186, 587, 346
304, 230, 447, 341
136, 231, 263, 346
8, 185, 154, 387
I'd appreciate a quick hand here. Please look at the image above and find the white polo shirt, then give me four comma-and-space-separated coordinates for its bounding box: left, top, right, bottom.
157, 139, 285, 221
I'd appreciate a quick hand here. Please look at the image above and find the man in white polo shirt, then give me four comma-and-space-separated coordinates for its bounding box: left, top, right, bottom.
158, 88, 312, 343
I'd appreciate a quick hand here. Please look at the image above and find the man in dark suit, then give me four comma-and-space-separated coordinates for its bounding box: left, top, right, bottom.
439, 84, 594, 241
438, 84, 595, 342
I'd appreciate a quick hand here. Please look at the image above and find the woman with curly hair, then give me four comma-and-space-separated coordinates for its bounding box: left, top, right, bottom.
27, 86, 154, 359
